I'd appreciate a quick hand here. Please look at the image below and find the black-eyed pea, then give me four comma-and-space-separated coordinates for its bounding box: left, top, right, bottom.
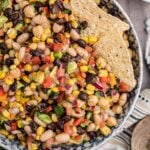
37, 42, 46, 50
16, 33, 29, 44
53, 23, 63, 33
87, 123, 96, 132
5, 39, 13, 49
112, 93, 120, 103
19, 47, 26, 61
40, 130, 54, 142
106, 117, 117, 127
98, 97, 109, 108
55, 133, 70, 144
70, 29, 80, 41
18, 1, 29, 8
112, 105, 122, 114
12, 42, 21, 50
32, 15, 48, 25
66, 48, 77, 57
119, 93, 127, 106
88, 95, 98, 107
24, 125, 32, 136
23, 5, 36, 18
76, 46, 88, 58
34, 115, 46, 127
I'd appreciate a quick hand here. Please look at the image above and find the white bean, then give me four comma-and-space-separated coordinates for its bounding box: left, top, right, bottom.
12, 42, 21, 50
76, 46, 88, 58
55, 133, 70, 144
15, 0, 23, 3
87, 123, 96, 132
34, 115, 46, 127
40, 130, 54, 142
17, 33, 29, 44
19, 1, 29, 8
66, 48, 77, 57
10, 107, 19, 115
53, 23, 63, 33
24, 126, 32, 135
5, 39, 13, 49
19, 47, 26, 61
23, 5, 35, 18
88, 95, 98, 106
37, 42, 46, 50
33, 25, 44, 38
70, 29, 80, 41
32, 15, 48, 25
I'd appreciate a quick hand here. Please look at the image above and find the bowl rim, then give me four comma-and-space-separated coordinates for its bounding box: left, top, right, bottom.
93, 0, 143, 149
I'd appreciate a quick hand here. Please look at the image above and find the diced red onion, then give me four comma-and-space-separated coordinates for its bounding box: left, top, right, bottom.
93, 82, 103, 90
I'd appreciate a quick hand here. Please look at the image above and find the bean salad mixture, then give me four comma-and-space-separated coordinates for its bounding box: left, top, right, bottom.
0, 0, 131, 149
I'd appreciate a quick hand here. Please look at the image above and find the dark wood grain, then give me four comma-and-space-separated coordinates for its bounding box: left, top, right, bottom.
118, 0, 150, 89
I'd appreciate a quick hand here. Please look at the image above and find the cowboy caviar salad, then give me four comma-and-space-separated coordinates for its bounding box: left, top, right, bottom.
0, 0, 131, 149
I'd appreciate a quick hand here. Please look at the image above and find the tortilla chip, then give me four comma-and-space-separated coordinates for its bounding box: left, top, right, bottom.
70, 0, 136, 90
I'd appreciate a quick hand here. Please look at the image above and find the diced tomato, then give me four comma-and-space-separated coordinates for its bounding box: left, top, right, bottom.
11, 122, 17, 131
80, 72, 86, 78
89, 57, 95, 66
58, 86, 65, 91
100, 77, 109, 83
18, 63, 24, 69
43, 76, 53, 88
74, 118, 84, 126
42, 56, 52, 63
32, 56, 41, 65
59, 34, 69, 44
74, 135, 82, 142
119, 82, 129, 92
44, 106, 52, 113
0, 87, 5, 96
53, 43, 63, 51
85, 46, 93, 53
64, 123, 74, 136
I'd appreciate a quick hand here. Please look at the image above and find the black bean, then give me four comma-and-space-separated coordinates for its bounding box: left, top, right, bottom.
65, 22, 72, 32
57, 120, 64, 130
34, 2, 44, 9
77, 126, 85, 135
10, 13, 19, 21
10, 80, 17, 92
49, 91, 59, 100
87, 131, 98, 139
0, 43, 9, 54
26, 105, 35, 112
61, 54, 71, 63
62, 116, 71, 123
53, 59, 61, 66
71, 55, 81, 62
78, 91, 89, 101
55, 0, 64, 10
30, 122, 38, 133
40, 101, 48, 109
76, 39, 86, 48
56, 18, 66, 25
4, 8, 13, 17
5, 57, 14, 66
47, 123, 57, 131
86, 73, 97, 84
51, 4, 60, 14
80, 21, 88, 30
30, 50, 43, 56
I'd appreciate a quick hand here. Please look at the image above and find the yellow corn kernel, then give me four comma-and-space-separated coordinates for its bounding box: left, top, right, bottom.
26, 117, 32, 122
86, 84, 95, 91
7, 28, 17, 39
22, 75, 31, 83
69, 14, 75, 21
100, 126, 111, 136
29, 43, 37, 50
16, 90, 21, 96
82, 104, 86, 110
99, 70, 108, 78
65, 32, 70, 38
51, 87, 59, 93
2, 110, 10, 118
41, 34, 47, 42
17, 120, 24, 128
72, 90, 79, 96
32, 37, 40, 43
51, 114, 58, 122
4, 75, 14, 85
29, 0, 37, 2
0, 130, 9, 136
37, 126, 45, 136
80, 66, 88, 73
7, 134, 15, 140
24, 64, 32, 72
72, 43, 78, 49
46, 38, 53, 44
0, 71, 6, 79
44, 27, 51, 35
68, 79, 75, 86
87, 90, 94, 95
88, 36, 98, 45
109, 73, 117, 87
24, 18, 31, 24
71, 20, 78, 28
10, 65, 16, 70
81, 37, 88, 43
49, 0, 56, 4
50, 52, 55, 62
14, 58, 19, 66
35, 135, 40, 141
21, 141, 27, 146
30, 83, 36, 90
31, 143, 38, 150
5, 22, 13, 29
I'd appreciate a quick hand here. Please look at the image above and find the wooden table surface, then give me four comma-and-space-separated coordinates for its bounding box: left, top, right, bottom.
118, 0, 150, 90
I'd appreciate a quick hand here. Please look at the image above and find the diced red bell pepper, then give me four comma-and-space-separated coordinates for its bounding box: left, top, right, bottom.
74, 135, 82, 142
0, 87, 5, 96
89, 57, 95, 66
59, 34, 69, 45
64, 123, 74, 136
43, 56, 52, 63
100, 77, 110, 83
119, 82, 129, 92
53, 43, 63, 51
11, 122, 17, 131
74, 118, 84, 126
44, 106, 52, 113
32, 56, 41, 65
85, 46, 93, 53
43, 76, 53, 88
